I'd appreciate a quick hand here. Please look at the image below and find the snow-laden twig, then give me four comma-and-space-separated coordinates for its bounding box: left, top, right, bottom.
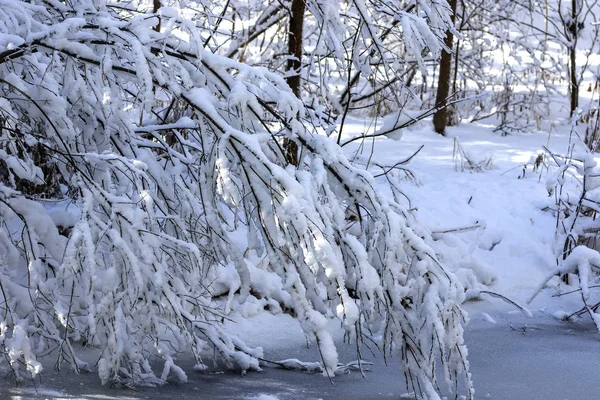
0, 1, 473, 398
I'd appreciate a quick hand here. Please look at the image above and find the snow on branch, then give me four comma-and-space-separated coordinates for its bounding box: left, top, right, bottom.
0, 0, 471, 398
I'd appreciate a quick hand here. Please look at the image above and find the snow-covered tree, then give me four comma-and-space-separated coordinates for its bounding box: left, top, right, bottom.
527, 119, 600, 333
0, 0, 472, 398
222, 0, 457, 125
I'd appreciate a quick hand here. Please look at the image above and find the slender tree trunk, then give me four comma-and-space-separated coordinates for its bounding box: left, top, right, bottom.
570, 46, 579, 115
153, 0, 161, 32
284, 0, 305, 166
432, 0, 458, 136
452, 40, 460, 96
569, 0, 579, 116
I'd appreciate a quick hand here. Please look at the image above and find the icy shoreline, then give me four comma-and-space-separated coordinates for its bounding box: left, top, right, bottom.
3, 311, 599, 400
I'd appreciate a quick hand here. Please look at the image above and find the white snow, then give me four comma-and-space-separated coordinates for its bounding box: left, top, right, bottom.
3, 0, 600, 397
214, 116, 600, 397
1, 112, 599, 398
345, 120, 565, 310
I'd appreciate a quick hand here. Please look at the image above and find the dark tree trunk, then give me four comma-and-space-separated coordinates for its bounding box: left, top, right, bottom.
432, 0, 458, 136
284, 0, 305, 166
569, 0, 579, 116
153, 0, 161, 32
570, 46, 579, 116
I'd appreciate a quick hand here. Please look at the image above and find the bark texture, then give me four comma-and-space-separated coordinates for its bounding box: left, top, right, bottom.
433, 0, 458, 135
284, 0, 305, 166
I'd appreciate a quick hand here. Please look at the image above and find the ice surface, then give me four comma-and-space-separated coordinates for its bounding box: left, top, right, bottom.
3, 313, 599, 399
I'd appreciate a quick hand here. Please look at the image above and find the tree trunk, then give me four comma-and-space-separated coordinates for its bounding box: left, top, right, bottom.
570, 46, 579, 116
153, 0, 161, 32
433, 0, 458, 136
569, 0, 579, 116
284, 0, 305, 166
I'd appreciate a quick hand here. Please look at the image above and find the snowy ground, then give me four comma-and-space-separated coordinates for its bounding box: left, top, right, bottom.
342, 116, 584, 312
5, 120, 600, 399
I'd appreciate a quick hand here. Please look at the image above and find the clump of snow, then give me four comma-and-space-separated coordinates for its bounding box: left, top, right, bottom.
376, 109, 424, 140
245, 395, 280, 400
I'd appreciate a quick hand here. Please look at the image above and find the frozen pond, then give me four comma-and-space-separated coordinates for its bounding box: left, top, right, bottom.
3, 312, 600, 400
